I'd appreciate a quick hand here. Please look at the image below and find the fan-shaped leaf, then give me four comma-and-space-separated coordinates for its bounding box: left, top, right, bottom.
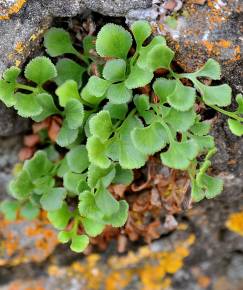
103, 200, 129, 227
103, 59, 126, 82
236, 94, 243, 114
55, 80, 81, 107
191, 135, 215, 151
191, 180, 205, 202
95, 183, 119, 216
84, 76, 110, 98
164, 108, 196, 132
0, 80, 16, 107
87, 164, 115, 188
131, 20, 152, 48
190, 121, 211, 136
107, 82, 132, 104
24, 151, 53, 180
89, 110, 113, 141
227, 119, 243, 136
113, 165, 133, 185
55, 58, 85, 88
96, 23, 132, 59
47, 202, 72, 230
40, 188, 66, 211
14, 93, 42, 117
125, 64, 153, 89
9, 170, 33, 200
24, 56, 57, 85
132, 122, 168, 155
137, 36, 166, 69
70, 234, 89, 253
153, 78, 176, 104
56, 121, 79, 147
160, 140, 198, 170
134, 94, 150, 114
82, 217, 105, 237
66, 145, 89, 173
118, 115, 147, 169
63, 172, 85, 194
195, 81, 231, 107
103, 102, 128, 120
64, 99, 84, 129
78, 191, 103, 220
146, 44, 174, 71
196, 173, 223, 199
86, 136, 111, 168
44, 28, 77, 57
33, 93, 60, 122
58, 231, 71, 243
0, 200, 20, 221
3, 67, 20, 82
167, 81, 196, 111
194, 59, 221, 80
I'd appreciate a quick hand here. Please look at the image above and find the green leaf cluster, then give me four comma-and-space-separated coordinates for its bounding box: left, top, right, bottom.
0, 20, 241, 253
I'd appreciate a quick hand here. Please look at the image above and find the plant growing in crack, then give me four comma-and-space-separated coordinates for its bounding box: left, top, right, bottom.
0, 21, 242, 252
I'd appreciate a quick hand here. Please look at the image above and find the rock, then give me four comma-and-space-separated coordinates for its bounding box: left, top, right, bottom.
0, 136, 22, 198
0, 103, 29, 137
0, 214, 58, 266
82, 0, 151, 16
0, 0, 151, 75
0, 0, 152, 136
163, 0, 243, 92
0, 230, 196, 289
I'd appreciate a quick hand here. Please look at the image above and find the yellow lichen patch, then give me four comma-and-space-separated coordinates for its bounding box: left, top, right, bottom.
15, 42, 24, 53
46, 234, 195, 290
7, 26, 49, 69
105, 271, 132, 290
0, 0, 27, 20
4, 279, 46, 290
226, 212, 243, 236
15, 60, 21, 67
177, 223, 189, 231
197, 275, 211, 288
29, 27, 48, 43
0, 215, 58, 266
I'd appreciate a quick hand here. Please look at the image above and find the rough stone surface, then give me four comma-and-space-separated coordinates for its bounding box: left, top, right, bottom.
0, 103, 29, 137
0, 215, 58, 267
164, 0, 243, 92
0, 136, 22, 198
0, 0, 151, 136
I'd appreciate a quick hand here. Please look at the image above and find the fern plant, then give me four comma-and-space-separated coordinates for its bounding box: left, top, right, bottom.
0, 21, 242, 252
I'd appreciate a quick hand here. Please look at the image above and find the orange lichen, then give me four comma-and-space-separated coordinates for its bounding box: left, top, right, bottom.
177, 223, 188, 231
15, 42, 24, 53
226, 212, 243, 236
217, 39, 232, 48
15, 60, 21, 67
46, 234, 195, 290
197, 275, 211, 288
6, 280, 46, 290
0, 215, 58, 266
0, 0, 27, 20
105, 271, 132, 290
